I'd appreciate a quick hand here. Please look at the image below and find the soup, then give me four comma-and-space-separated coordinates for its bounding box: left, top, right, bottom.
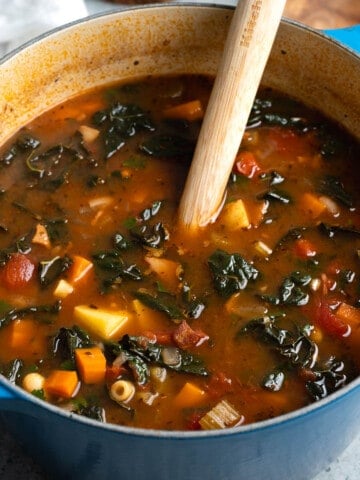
0, 75, 359, 431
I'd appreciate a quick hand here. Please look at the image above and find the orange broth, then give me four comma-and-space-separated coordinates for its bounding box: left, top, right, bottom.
0, 75, 360, 430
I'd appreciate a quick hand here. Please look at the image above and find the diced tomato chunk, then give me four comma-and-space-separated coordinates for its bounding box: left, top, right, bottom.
234, 151, 261, 178
294, 239, 317, 259
313, 298, 350, 338
206, 371, 233, 399
172, 320, 209, 349
105, 365, 125, 383
268, 127, 308, 155
0, 253, 35, 290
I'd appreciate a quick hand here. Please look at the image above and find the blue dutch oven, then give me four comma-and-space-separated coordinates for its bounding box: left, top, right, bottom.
0, 5, 359, 479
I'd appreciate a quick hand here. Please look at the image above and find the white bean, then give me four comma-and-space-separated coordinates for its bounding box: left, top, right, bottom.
22, 373, 45, 393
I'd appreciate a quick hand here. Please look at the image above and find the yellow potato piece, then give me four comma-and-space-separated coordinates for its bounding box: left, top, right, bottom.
219, 199, 250, 230
73, 305, 129, 340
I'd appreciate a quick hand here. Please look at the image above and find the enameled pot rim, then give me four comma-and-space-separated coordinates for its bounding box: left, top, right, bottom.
1, 2, 360, 440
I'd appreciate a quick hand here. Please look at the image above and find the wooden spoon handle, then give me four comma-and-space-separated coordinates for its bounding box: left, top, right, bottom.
178, 0, 287, 230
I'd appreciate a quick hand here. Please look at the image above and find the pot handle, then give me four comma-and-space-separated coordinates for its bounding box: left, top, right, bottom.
324, 24, 360, 54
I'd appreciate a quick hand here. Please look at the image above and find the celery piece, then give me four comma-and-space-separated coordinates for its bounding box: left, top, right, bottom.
199, 400, 242, 430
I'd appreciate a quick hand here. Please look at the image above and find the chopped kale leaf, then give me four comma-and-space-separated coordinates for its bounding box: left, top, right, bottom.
92, 249, 142, 291
92, 103, 155, 159
208, 249, 259, 298
52, 325, 93, 362
317, 175, 353, 207
0, 301, 61, 330
139, 134, 195, 159
39, 255, 73, 288
260, 271, 311, 306
105, 334, 209, 385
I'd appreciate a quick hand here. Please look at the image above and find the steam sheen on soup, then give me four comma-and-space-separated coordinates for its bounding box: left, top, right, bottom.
0, 75, 360, 431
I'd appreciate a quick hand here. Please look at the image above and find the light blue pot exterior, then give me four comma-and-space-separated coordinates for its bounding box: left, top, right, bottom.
0, 6, 360, 480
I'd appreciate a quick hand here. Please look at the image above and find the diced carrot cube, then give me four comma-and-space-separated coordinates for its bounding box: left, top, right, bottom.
67, 255, 93, 284
301, 193, 326, 218
163, 100, 204, 122
0, 319, 47, 362
44, 370, 79, 399
75, 347, 106, 384
336, 303, 360, 327
173, 382, 207, 408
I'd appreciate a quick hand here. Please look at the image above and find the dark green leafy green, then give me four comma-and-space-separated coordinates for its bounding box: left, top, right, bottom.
139, 134, 195, 158
39, 255, 73, 287
260, 271, 311, 306
105, 334, 209, 385
318, 223, 360, 238
239, 315, 347, 399
134, 289, 183, 320
317, 175, 353, 207
92, 103, 155, 158
208, 249, 259, 298
0, 235, 31, 267
0, 132, 40, 167
92, 249, 142, 291
259, 170, 285, 186
130, 222, 169, 249
26, 145, 84, 191
246, 98, 309, 131
306, 358, 346, 401
52, 325, 93, 362
259, 188, 292, 204
0, 301, 61, 330
73, 402, 105, 422
0, 358, 24, 383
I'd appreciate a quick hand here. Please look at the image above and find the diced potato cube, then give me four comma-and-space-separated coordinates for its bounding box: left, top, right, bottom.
73, 305, 130, 340
219, 199, 250, 230
145, 256, 182, 291
78, 125, 100, 143
53, 279, 74, 299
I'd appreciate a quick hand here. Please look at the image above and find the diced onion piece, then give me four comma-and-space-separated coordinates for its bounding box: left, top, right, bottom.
199, 400, 243, 430
88, 196, 114, 210
145, 256, 183, 291
22, 372, 45, 393
319, 195, 340, 216
110, 380, 135, 404
310, 278, 321, 292
32, 223, 51, 248
78, 125, 100, 143
137, 391, 158, 405
53, 279, 74, 298
254, 240, 272, 256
